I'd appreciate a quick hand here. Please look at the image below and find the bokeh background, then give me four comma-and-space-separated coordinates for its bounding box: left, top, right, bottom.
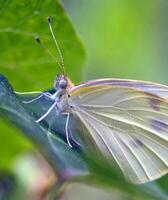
64, 0, 168, 83
0, 0, 168, 199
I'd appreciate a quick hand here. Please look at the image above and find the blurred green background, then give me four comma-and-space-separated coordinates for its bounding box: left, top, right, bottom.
0, 0, 168, 199
64, 0, 168, 83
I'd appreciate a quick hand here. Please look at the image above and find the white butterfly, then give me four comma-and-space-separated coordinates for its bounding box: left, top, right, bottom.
16, 17, 168, 184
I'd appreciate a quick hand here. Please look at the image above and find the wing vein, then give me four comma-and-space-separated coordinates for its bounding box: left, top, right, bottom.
77, 110, 141, 181
86, 109, 168, 141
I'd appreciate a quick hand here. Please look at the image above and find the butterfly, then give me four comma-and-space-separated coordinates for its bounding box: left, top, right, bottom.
16, 17, 168, 185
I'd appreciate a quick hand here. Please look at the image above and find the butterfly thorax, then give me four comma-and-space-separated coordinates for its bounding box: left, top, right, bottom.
52, 74, 74, 113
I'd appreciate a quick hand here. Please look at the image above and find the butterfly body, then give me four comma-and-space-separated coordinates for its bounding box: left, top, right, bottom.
49, 74, 73, 114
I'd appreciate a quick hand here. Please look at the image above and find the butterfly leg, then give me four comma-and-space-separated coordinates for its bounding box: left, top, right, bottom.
14, 91, 44, 95
15, 91, 52, 104
65, 113, 73, 148
63, 113, 81, 148
36, 101, 57, 123
22, 92, 52, 104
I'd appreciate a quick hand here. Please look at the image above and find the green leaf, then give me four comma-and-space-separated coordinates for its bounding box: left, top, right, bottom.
0, 0, 86, 169
0, 75, 88, 177
0, 0, 85, 90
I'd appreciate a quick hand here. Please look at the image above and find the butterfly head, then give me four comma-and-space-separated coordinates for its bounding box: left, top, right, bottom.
54, 74, 74, 90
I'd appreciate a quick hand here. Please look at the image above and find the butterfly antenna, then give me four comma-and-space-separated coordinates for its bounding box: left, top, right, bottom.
35, 36, 63, 70
47, 16, 65, 75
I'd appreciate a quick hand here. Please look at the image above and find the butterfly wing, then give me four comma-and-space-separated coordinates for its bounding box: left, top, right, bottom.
69, 79, 168, 184
70, 78, 168, 98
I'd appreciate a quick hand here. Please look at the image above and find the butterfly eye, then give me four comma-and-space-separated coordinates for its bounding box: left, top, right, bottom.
59, 79, 67, 89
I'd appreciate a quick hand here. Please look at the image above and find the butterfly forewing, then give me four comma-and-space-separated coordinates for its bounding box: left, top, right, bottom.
70, 79, 168, 98
69, 79, 168, 184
